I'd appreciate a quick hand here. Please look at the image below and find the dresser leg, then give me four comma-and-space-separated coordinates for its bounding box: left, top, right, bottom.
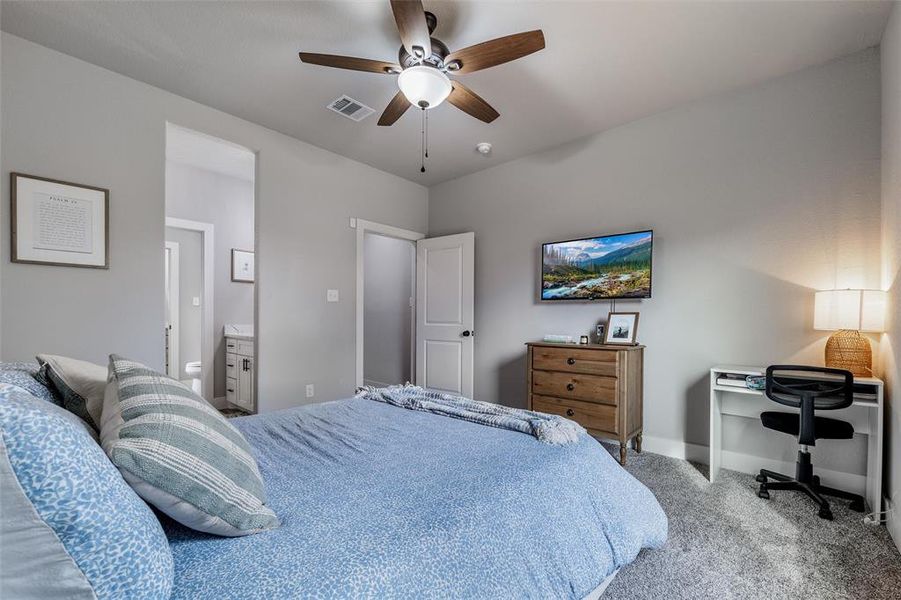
619, 441, 627, 465
633, 433, 643, 453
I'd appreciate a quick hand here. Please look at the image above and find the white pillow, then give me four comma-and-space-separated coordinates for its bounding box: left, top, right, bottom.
36, 354, 107, 431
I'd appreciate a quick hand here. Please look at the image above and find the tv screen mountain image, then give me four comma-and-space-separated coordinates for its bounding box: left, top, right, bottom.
541, 231, 653, 300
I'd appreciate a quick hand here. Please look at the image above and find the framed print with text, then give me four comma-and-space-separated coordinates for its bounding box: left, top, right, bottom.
11, 173, 109, 268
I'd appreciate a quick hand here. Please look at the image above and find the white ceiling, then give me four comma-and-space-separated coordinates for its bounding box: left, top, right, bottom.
166, 124, 256, 182
1, 1, 893, 186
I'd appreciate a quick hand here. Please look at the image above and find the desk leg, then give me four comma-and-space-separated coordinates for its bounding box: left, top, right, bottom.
709, 387, 722, 482
866, 398, 884, 514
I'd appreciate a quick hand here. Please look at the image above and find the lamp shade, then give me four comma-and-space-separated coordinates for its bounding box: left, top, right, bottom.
397, 65, 452, 109
813, 289, 886, 332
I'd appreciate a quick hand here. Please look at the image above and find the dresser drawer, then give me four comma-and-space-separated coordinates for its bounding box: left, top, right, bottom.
226, 378, 237, 405
532, 395, 618, 434
532, 370, 617, 405
532, 346, 618, 377
226, 353, 237, 379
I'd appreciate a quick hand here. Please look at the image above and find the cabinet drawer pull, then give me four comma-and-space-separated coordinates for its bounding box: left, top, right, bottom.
567, 358, 576, 365
566, 383, 575, 391
227, 363, 234, 368
227, 388, 235, 393
566, 408, 575, 417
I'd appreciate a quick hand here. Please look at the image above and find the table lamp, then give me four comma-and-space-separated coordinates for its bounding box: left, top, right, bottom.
813, 289, 886, 376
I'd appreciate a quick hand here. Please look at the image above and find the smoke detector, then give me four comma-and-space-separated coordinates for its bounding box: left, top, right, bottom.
476, 142, 492, 155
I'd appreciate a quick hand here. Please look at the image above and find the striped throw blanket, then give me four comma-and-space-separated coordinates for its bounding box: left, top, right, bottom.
356, 384, 585, 445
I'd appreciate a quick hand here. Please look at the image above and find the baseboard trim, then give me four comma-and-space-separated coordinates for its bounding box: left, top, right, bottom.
642, 435, 707, 463
886, 495, 901, 553
641, 435, 867, 496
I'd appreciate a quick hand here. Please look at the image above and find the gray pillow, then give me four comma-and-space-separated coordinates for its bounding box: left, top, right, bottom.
101, 355, 279, 537
36, 355, 107, 432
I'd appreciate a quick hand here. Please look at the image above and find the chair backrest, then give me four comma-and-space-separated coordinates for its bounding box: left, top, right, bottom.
765, 365, 853, 445
765, 365, 854, 411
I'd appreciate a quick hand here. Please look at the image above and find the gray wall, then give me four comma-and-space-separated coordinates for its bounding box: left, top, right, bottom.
165, 226, 202, 380
429, 50, 882, 457
166, 160, 254, 398
364, 233, 414, 386
0, 33, 428, 410
880, 4, 901, 546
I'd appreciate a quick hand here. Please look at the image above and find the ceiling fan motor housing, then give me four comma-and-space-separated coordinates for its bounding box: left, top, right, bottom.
399, 37, 450, 70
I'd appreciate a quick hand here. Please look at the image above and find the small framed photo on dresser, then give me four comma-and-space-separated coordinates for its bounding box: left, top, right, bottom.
10, 173, 109, 268
604, 312, 639, 345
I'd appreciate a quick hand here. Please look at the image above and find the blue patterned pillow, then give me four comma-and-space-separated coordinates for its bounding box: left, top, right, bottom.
0, 361, 61, 404
0, 384, 173, 599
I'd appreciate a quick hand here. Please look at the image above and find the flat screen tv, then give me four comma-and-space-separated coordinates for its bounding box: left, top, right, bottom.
541, 230, 653, 301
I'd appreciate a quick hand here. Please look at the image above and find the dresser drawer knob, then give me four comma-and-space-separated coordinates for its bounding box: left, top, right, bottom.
567, 358, 576, 365
566, 383, 575, 391
566, 409, 575, 417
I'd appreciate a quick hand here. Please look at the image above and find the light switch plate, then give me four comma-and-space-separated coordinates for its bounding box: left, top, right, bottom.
327, 289, 339, 303
192, 297, 201, 307
305, 384, 315, 398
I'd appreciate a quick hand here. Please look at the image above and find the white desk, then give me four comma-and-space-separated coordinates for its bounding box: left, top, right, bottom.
709, 365, 884, 513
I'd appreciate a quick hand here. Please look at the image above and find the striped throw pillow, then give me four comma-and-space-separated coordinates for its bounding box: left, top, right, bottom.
100, 355, 278, 537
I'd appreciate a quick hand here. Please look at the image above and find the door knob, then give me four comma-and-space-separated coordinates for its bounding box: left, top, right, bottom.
461, 330, 472, 337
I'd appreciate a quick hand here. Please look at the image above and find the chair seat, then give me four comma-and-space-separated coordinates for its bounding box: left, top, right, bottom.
760, 411, 854, 440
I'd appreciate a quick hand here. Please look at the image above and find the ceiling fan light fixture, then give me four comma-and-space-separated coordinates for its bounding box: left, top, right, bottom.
397, 65, 452, 109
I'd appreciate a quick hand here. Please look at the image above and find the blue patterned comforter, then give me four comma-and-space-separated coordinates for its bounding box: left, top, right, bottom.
164, 397, 667, 599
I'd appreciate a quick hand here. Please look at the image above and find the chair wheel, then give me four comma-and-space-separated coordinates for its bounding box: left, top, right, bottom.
849, 499, 865, 513
818, 507, 834, 520
755, 474, 767, 483
758, 486, 770, 500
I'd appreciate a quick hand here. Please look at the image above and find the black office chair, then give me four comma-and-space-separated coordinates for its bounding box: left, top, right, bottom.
755, 365, 865, 520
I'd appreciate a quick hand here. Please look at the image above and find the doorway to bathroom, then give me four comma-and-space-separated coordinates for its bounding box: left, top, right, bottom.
165, 124, 256, 412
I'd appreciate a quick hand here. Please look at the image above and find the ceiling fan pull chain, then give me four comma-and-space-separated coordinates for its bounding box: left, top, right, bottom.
425, 109, 429, 159
420, 107, 426, 173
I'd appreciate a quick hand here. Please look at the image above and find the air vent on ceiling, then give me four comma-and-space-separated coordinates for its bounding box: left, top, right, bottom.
326, 95, 375, 122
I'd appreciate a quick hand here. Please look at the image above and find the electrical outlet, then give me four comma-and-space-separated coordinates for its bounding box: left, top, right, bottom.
192, 297, 201, 307
305, 384, 315, 398
327, 289, 339, 303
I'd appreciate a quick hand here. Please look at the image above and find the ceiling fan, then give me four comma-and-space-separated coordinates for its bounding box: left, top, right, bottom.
298, 0, 546, 127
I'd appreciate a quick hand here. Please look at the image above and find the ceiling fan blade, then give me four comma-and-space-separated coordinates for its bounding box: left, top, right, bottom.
446, 30, 545, 74
390, 0, 432, 59
378, 91, 411, 126
299, 52, 401, 75
447, 82, 499, 123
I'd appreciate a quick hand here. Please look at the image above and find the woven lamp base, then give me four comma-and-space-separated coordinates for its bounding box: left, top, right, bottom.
825, 329, 872, 376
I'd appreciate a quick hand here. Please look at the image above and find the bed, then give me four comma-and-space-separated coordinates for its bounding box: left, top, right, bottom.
163, 396, 667, 599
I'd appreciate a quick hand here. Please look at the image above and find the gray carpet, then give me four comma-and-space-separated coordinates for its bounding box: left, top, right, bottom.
601, 446, 901, 599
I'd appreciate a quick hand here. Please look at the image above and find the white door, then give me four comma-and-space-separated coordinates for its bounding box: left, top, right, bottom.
415, 232, 475, 397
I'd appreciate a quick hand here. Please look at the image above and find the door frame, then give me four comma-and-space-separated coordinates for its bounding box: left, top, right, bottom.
166, 217, 215, 401
165, 241, 180, 379
353, 218, 425, 389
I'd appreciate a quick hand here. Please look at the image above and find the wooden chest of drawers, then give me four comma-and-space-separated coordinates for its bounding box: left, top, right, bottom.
526, 342, 644, 465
